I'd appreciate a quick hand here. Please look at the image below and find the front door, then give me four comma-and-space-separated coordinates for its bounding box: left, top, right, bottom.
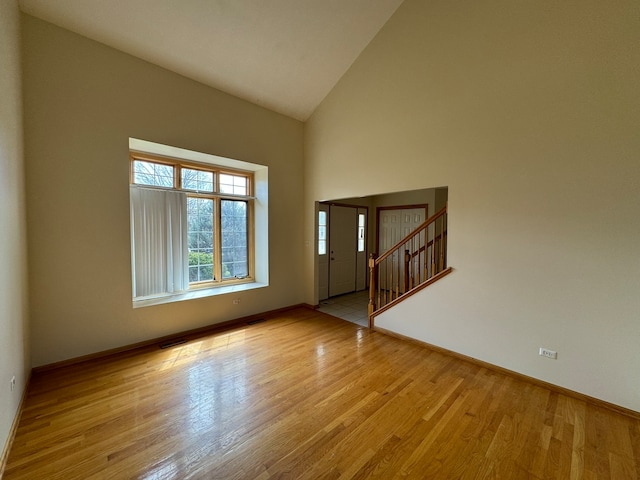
329, 205, 357, 297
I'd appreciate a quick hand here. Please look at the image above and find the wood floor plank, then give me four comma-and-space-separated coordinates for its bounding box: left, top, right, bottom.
4, 308, 640, 479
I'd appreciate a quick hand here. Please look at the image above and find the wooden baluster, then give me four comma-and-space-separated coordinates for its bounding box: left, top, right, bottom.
388, 255, 392, 303
431, 221, 437, 277
416, 236, 419, 286
426, 235, 431, 280
423, 226, 428, 281
387, 255, 391, 303
404, 249, 410, 294
423, 226, 427, 282
443, 230, 449, 268
415, 234, 419, 286
386, 257, 390, 305
391, 255, 395, 302
380, 259, 385, 307
414, 230, 422, 286
386, 259, 390, 305
390, 256, 393, 301
417, 244, 420, 286
412, 236, 416, 288
376, 259, 381, 309
368, 254, 377, 323
440, 215, 447, 271
384, 257, 388, 304
420, 228, 424, 282
433, 219, 438, 275
440, 218, 444, 273
395, 250, 400, 299
417, 237, 420, 281
385, 255, 389, 302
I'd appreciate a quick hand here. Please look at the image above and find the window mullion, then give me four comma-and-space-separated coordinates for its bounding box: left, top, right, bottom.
214, 197, 223, 282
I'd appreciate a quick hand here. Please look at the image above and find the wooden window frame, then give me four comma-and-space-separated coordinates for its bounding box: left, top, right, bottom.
130, 152, 255, 288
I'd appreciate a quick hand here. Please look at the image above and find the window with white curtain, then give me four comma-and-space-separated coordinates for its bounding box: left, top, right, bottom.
130, 153, 254, 300
130, 187, 189, 297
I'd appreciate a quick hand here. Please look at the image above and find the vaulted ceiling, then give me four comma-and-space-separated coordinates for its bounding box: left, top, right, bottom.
19, 0, 404, 120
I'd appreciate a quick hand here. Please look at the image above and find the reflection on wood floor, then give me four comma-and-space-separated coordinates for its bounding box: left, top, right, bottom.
4, 307, 640, 479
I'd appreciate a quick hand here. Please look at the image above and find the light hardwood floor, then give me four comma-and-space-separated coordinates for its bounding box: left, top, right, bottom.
4, 308, 640, 479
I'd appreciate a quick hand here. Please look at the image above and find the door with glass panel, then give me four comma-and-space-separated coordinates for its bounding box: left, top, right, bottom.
318, 203, 368, 300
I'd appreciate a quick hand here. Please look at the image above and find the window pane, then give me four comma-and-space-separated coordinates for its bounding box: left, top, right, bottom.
221, 200, 248, 279
187, 197, 214, 282
318, 225, 326, 255
357, 229, 365, 252
132, 160, 175, 188
318, 211, 327, 255
182, 168, 214, 193
319, 240, 326, 256
220, 173, 248, 195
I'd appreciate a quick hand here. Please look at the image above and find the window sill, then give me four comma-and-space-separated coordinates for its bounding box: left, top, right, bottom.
132, 281, 268, 309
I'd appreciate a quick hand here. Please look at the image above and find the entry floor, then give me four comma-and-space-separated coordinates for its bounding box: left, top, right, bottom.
318, 289, 369, 327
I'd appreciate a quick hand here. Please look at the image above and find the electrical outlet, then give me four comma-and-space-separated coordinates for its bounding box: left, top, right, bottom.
539, 347, 557, 359
233, 299, 240, 305
10, 376, 16, 391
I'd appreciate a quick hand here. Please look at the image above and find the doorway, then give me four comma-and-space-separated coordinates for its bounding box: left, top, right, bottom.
318, 203, 368, 302
315, 187, 446, 326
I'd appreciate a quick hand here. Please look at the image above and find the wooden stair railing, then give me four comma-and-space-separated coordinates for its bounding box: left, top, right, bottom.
368, 205, 452, 327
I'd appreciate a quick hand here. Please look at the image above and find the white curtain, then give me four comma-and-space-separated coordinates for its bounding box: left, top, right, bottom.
130, 186, 189, 298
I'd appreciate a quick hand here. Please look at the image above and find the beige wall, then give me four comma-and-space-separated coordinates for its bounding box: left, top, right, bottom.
305, 0, 640, 411
0, 0, 30, 460
22, 15, 305, 367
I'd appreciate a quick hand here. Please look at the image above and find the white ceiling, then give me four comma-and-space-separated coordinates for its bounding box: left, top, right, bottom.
19, 0, 404, 121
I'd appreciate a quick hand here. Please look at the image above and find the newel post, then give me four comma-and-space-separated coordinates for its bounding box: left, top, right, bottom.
368, 253, 377, 328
